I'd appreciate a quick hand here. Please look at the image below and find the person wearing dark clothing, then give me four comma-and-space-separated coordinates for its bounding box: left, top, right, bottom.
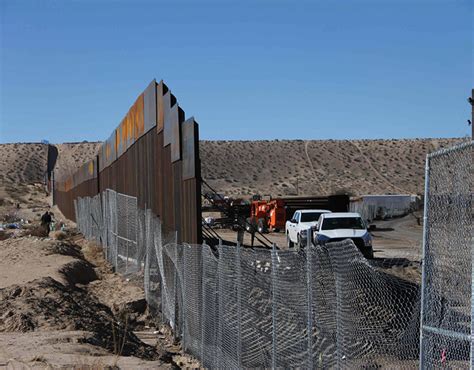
41, 211, 52, 234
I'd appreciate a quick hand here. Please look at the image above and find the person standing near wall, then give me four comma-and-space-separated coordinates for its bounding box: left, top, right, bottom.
40, 210, 53, 234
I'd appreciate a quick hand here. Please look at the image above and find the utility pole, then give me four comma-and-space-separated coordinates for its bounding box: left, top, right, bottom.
468, 89, 474, 139
470, 89, 473, 139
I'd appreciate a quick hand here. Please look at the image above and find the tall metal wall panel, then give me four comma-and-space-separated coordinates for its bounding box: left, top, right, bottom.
182, 118, 199, 180
144, 79, 157, 133
156, 81, 167, 133
163, 91, 174, 146
131, 94, 144, 142
171, 107, 184, 162
54, 79, 202, 243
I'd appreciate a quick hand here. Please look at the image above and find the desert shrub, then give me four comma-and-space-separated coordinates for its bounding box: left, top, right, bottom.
21, 225, 49, 238
0, 230, 9, 241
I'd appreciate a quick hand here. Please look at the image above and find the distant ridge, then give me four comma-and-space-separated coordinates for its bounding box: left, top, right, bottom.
0, 138, 464, 196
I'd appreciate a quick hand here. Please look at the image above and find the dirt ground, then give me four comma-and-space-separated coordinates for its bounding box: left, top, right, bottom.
0, 137, 442, 367
0, 186, 200, 369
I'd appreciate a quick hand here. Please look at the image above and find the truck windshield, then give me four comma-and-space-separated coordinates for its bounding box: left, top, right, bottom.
321, 217, 365, 230
300, 212, 323, 222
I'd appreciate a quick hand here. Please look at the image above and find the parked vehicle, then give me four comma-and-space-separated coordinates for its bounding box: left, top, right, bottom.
285, 209, 332, 248
312, 212, 374, 259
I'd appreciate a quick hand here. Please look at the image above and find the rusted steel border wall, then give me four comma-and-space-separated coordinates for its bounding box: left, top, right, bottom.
54, 80, 202, 244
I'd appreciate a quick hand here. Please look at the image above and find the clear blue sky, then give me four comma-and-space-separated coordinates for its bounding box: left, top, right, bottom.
0, 0, 472, 143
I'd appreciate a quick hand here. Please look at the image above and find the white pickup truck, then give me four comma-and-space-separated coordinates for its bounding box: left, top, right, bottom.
285, 209, 331, 248
312, 212, 374, 259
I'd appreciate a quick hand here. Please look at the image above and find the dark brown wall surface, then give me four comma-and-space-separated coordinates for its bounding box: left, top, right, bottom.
54, 80, 202, 244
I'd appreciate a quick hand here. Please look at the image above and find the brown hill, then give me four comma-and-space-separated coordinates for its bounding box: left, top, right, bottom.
200, 138, 463, 196
0, 138, 464, 196
0, 143, 49, 185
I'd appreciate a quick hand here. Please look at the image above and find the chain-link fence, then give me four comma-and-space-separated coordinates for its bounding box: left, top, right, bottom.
420, 141, 473, 368
73, 141, 472, 369
75, 192, 422, 368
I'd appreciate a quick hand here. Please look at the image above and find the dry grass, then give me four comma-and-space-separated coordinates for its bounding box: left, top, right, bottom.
51, 230, 67, 240
21, 224, 49, 237
82, 241, 112, 274
0, 230, 9, 241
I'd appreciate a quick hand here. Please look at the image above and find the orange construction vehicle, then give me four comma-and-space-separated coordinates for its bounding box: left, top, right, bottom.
247, 198, 286, 233
245, 194, 351, 234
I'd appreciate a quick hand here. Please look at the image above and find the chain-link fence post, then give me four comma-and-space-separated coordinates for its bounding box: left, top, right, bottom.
335, 248, 342, 368
200, 245, 206, 364
173, 231, 180, 341
114, 190, 118, 269
181, 243, 187, 354
271, 242, 277, 369
306, 234, 313, 369
217, 238, 223, 367
419, 155, 430, 369
236, 241, 242, 368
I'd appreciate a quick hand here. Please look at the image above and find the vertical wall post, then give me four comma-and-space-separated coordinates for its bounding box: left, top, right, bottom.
51, 169, 55, 207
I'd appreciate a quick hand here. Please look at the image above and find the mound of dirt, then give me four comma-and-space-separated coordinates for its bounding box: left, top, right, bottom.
0, 233, 159, 358
0, 276, 160, 360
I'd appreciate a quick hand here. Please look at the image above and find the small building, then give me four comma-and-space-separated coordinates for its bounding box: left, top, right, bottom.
350, 194, 421, 222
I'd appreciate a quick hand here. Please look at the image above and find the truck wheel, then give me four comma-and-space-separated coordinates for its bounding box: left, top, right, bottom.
287, 234, 294, 249
245, 218, 252, 232
364, 247, 374, 259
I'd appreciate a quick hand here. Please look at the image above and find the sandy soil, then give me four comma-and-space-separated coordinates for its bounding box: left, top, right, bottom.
0, 237, 82, 288
0, 186, 200, 369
